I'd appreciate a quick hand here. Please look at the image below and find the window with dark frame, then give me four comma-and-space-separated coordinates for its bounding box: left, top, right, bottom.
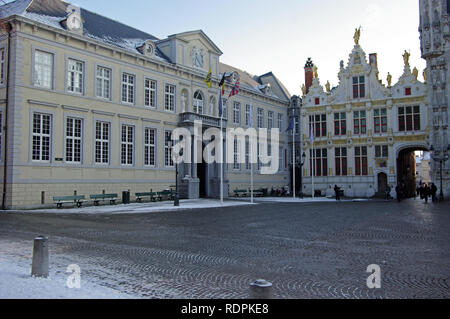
352, 76, 365, 99
355, 146, 368, 176
398, 106, 420, 132
374, 108, 388, 133
310, 148, 328, 177
353, 110, 367, 135
335, 147, 348, 176
334, 112, 347, 136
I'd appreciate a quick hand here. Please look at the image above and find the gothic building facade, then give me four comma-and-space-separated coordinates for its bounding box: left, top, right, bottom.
419, 0, 450, 198
295, 32, 429, 198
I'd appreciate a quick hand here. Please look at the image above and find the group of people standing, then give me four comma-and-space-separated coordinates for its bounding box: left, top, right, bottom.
416, 183, 438, 203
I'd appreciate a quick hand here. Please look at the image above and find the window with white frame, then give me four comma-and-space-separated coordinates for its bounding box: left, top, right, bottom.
165, 84, 175, 112
268, 111, 274, 130
0, 48, 5, 85
66, 117, 82, 164
222, 99, 228, 120
67, 59, 84, 94
375, 145, 389, 158
233, 138, 240, 170
96, 66, 111, 100
32, 113, 51, 162
165, 131, 174, 167
257, 108, 264, 128
374, 108, 388, 133
121, 125, 134, 165
34, 50, 53, 89
233, 102, 241, 125
144, 128, 156, 167
245, 104, 251, 127
278, 113, 283, 131
95, 121, 109, 164
121, 73, 135, 104
145, 79, 157, 108
193, 91, 204, 114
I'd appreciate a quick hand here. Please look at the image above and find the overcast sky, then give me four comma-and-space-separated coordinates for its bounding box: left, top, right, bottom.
72, 0, 425, 96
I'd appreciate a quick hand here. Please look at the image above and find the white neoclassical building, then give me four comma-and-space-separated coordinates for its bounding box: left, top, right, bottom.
0, 0, 291, 209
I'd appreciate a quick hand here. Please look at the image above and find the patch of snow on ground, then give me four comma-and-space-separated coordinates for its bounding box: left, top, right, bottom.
0, 241, 130, 299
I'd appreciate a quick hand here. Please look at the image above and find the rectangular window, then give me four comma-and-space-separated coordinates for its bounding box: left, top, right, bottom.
309, 114, 327, 138
144, 128, 156, 167
67, 59, 84, 94
121, 125, 134, 165
0, 48, 5, 85
353, 110, 367, 135
165, 131, 174, 167
375, 145, 389, 158
245, 105, 251, 126
257, 108, 264, 128
95, 121, 109, 165
245, 140, 251, 170
233, 138, 240, 170
96, 66, 111, 99
32, 113, 51, 162
399, 106, 420, 132
334, 112, 347, 136
34, 50, 53, 89
145, 79, 157, 108
268, 111, 274, 130
121, 73, 135, 104
374, 108, 388, 133
0, 112, 2, 161
335, 147, 348, 176
66, 117, 82, 164
278, 113, 283, 131
233, 102, 241, 125
222, 99, 228, 120
279, 147, 284, 172
165, 84, 175, 112
310, 148, 328, 177
353, 76, 365, 99
355, 146, 368, 176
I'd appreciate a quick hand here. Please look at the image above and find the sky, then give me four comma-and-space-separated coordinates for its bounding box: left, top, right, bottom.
69, 0, 425, 96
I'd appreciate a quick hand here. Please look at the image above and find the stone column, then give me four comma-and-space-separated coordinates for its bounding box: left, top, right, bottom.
192, 136, 198, 178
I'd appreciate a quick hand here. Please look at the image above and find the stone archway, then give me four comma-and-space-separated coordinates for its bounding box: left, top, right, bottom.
396, 144, 429, 198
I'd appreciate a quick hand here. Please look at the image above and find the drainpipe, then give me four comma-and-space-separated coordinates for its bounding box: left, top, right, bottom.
2, 22, 11, 210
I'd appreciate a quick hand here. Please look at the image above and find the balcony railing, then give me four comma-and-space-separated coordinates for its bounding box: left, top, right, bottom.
179, 112, 228, 128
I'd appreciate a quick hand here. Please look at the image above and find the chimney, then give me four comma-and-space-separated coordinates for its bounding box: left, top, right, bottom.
304, 58, 314, 94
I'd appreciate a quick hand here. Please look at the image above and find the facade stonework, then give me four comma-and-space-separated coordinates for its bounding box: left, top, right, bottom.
0, 0, 291, 209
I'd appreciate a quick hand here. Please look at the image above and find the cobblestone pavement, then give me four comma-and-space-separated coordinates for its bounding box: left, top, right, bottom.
0, 199, 449, 299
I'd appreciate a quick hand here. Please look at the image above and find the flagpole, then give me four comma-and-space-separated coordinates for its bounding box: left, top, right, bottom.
220, 109, 224, 205
312, 126, 315, 200
250, 97, 254, 204
293, 117, 296, 200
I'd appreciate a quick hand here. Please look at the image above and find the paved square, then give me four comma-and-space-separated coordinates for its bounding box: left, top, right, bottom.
0, 199, 449, 299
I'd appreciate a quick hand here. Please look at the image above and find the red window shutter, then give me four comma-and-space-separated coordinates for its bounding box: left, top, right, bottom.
405, 88, 411, 96
315, 98, 320, 105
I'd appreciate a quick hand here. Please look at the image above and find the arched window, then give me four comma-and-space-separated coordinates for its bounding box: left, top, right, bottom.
193, 91, 204, 114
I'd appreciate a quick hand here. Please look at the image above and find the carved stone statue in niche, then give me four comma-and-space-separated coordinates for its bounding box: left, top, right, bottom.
433, 109, 440, 127
181, 92, 187, 113
209, 99, 214, 116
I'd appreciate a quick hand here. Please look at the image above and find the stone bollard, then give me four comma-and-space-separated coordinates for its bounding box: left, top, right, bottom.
31, 236, 49, 278
250, 279, 273, 299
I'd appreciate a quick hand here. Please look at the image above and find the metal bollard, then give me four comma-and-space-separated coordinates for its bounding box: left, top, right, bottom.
31, 236, 49, 278
250, 279, 273, 299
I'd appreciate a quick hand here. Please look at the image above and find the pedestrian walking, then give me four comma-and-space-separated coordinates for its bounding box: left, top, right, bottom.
431, 183, 438, 203
385, 185, 392, 201
334, 185, 341, 201
423, 184, 430, 203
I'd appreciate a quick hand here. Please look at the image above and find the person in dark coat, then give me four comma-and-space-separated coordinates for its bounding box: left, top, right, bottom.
423, 184, 430, 203
334, 185, 341, 201
431, 183, 438, 203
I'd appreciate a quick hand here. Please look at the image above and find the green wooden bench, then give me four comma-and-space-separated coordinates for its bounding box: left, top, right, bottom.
158, 190, 175, 201
90, 194, 118, 206
53, 195, 86, 209
135, 192, 160, 202
234, 189, 248, 197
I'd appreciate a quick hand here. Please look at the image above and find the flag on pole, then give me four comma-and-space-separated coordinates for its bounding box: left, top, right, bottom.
228, 79, 240, 98
286, 117, 295, 132
310, 124, 315, 144
204, 69, 212, 88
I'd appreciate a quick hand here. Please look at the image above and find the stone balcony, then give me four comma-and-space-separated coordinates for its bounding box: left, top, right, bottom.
179, 112, 228, 129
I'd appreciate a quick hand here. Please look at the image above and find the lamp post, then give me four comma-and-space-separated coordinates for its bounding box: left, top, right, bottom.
169, 140, 180, 207
430, 144, 450, 202
297, 152, 306, 197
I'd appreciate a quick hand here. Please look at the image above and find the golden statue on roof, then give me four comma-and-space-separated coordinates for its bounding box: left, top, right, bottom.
387, 73, 392, 87
413, 67, 419, 79
312, 65, 319, 79
325, 81, 331, 93
301, 84, 307, 96
403, 50, 410, 67
354, 27, 361, 45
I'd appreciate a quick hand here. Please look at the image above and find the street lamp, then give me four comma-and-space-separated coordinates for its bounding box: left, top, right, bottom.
169, 139, 180, 207
430, 144, 450, 202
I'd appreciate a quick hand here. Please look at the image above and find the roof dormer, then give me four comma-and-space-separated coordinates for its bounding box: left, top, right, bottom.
137, 40, 156, 58
61, 4, 83, 34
